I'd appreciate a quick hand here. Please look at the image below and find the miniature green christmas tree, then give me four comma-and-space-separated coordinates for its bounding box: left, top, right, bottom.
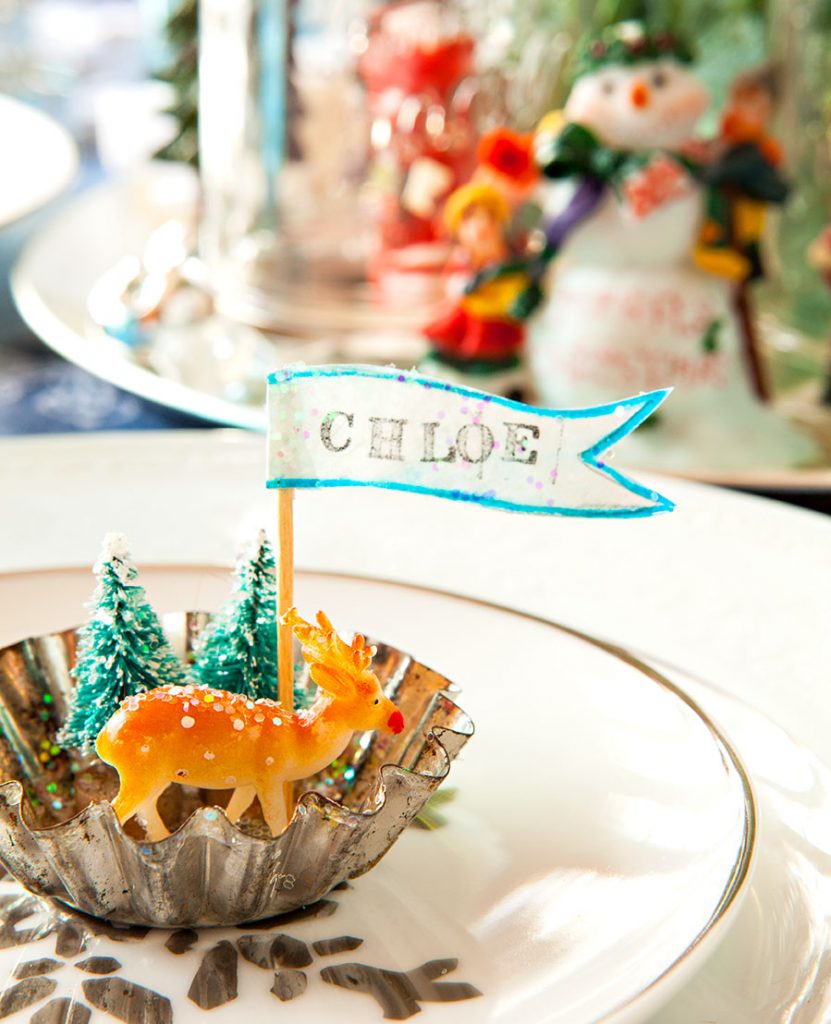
154, 0, 199, 166
58, 534, 186, 752
190, 530, 281, 700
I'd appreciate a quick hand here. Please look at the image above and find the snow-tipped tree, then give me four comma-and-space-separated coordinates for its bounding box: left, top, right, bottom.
58, 533, 186, 752
190, 530, 281, 700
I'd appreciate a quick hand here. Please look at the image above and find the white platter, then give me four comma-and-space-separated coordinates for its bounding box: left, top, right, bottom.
0, 94, 78, 227
0, 568, 754, 1024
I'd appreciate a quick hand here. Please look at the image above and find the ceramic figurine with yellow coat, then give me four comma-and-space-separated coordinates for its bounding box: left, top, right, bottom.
421, 182, 533, 396
695, 65, 789, 401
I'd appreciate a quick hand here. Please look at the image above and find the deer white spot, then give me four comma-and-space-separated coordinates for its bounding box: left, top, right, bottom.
232, 719, 244, 731
254, 714, 265, 723
140, 745, 149, 754
245, 700, 254, 709
226, 776, 236, 785
181, 716, 195, 729
272, 718, 282, 727
265, 757, 274, 766
204, 751, 215, 760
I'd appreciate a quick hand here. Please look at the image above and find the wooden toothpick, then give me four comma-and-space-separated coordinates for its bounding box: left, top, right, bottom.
277, 488, 294, 712
277, 487, 295, 825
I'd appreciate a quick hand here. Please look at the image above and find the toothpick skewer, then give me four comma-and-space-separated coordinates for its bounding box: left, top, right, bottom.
277, 488, 294, 712
277, 487, 295, 822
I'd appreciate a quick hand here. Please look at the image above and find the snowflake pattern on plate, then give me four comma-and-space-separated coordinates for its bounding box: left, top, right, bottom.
0, 878, 481, 1022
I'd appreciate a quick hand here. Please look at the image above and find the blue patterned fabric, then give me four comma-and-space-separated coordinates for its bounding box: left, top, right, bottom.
0, 219, 209, 434
0, 352, 210, 434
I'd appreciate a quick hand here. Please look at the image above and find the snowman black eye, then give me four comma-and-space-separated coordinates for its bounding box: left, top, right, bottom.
602, 80, 615, 95
652, 70, 668, 87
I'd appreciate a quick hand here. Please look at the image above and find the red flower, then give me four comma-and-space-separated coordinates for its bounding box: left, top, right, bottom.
476, 128, 539, 186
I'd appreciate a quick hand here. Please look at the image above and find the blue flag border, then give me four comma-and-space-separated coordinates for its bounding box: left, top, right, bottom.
266, 365, 674, 518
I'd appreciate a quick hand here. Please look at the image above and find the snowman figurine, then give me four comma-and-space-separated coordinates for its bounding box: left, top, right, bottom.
526, 21, 818, 471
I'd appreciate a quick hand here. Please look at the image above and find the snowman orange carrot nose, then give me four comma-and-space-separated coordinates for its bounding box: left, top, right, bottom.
630, 81, 650, 109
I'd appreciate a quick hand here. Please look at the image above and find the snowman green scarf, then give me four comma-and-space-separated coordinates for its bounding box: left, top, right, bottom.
507, 122, 702, 320
535, 121, 701, 205
508, 119, 788, 322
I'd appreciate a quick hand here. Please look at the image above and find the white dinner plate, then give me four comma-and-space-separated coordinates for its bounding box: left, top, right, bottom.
0, 567, 754, 1024
0, 94, 78, 227
10, 165, 831, 489
0, 430, 828, 1019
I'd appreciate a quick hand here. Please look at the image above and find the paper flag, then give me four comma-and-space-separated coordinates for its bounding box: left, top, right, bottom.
266, 366, 673, 518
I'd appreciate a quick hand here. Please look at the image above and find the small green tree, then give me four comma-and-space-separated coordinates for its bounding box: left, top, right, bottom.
58, 534, 186, 752
191, 531, 280, 700
154, 0, 199, 166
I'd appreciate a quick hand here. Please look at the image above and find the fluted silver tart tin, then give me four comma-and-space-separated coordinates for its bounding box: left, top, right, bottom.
0, 615, 473, 927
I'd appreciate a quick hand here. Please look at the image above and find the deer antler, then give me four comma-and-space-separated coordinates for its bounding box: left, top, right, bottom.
282, 608, 376, 688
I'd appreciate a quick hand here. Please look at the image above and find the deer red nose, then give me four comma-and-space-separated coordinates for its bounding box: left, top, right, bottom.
388, 710, 405, 735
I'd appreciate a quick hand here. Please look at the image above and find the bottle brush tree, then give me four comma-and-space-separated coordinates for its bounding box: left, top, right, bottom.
59, 533, 186, 752
191, 530, 281, 700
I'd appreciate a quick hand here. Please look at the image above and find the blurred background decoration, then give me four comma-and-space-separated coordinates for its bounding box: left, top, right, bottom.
2, 0, 831, 484
763, 0, 831, 363
195, 0, 786, 343
197, 0, 515, 341
150, 0, 831, 354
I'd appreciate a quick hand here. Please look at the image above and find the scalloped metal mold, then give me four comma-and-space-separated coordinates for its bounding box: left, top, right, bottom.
0, 613, 473, 927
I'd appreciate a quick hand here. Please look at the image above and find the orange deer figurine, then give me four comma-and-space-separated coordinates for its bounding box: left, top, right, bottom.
96, 609, 405, 840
